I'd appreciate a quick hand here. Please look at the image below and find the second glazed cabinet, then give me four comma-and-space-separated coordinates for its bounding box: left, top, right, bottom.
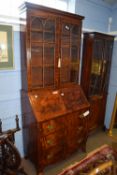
81, 32, 114, 132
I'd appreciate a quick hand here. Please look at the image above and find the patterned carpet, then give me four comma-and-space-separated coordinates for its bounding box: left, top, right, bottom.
58, 145, 117, 175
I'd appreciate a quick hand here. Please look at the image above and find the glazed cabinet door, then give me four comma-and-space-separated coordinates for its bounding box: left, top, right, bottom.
27, 14, 82, 89
89, 38, 104, 96
28, 15, 58, 89
88, 37, 113, 97
59, 18, 81, 85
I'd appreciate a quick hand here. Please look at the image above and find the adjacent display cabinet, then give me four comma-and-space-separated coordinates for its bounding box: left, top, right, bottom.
81, 32, 114, 132
20, 2, 90, 174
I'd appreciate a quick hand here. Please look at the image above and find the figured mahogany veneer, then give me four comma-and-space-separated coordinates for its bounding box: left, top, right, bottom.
20, 2, 90, 174
22, 85, 89, 174
29, 85, 89, 122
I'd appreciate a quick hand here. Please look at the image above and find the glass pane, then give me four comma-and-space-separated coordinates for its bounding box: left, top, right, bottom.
105, 41, 113, 60
71, 45, 78, 63
61, 23, 70, 44
61, 23, 80, 44
102, 41, 113, 92
31, 17, 43, 30
44, 19, 55, 42
71, 25, 80, 45
44, 32, 55, 42
60, 23, 80, 84
60, 47, 72, 83
70, 64, 79, 83
31, 31, 43, 42
45, 19, 55, 31
60, 67, 70, 83
31, 46, 43, 66
31, 17, 43, 42
31, 67, 43, 87
61, 47, 70, 65
89, 39, 103, 96
60, 66, 78, 83
93, 40, 103, 59
72, 25, 80, 35
44, 67, 54, 86
91, 59, 102, 75
62, 23, 70, 34
89, 74, 101, 95
44, 46, 55, 65
30, 16, 56, 88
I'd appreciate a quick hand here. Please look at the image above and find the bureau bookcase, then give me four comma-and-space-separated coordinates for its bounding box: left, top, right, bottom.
20, 2, 90, 174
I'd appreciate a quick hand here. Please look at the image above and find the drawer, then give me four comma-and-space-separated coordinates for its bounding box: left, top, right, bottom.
40, 131, 66, 149
40, 117, 65, 135
66, 136, 85, 154
66, 131, 85, 143
41, 146, 64, 166
76, 126, 84, 135
65, 110, 89, 125
67, 125, 84, 139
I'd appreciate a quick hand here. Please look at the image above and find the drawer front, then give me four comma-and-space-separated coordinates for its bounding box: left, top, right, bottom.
38, 109, 89, 167
66, 136, 85, 155
66, 123, 85, 143
40, 117, 65, 135
66, 112, 87, 134
64, 111, 88, 155
65, 109, 89, 126
40, 145, 64, 166
46, 147, 63, 164
40, 131, 65, 149
67, 125, 84, 139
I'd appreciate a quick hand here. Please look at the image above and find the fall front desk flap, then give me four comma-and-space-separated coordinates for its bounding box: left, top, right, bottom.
28, 85, 90, 122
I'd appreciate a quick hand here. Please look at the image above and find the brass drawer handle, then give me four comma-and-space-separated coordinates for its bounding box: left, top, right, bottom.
77, 138, 83, 143
47, 154, 53, 159
79, 126, 83, 130
47, 140, 53, 145
77, 127, 83, 134
79, 114, 84, 118
47, 125, 54, 130
79, 110, 90, 118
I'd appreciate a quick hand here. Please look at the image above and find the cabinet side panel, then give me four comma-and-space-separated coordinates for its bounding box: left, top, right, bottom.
21, 91, 39, 168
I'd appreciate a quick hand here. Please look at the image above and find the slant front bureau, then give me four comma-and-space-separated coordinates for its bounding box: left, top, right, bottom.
20, 2, 90, 174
